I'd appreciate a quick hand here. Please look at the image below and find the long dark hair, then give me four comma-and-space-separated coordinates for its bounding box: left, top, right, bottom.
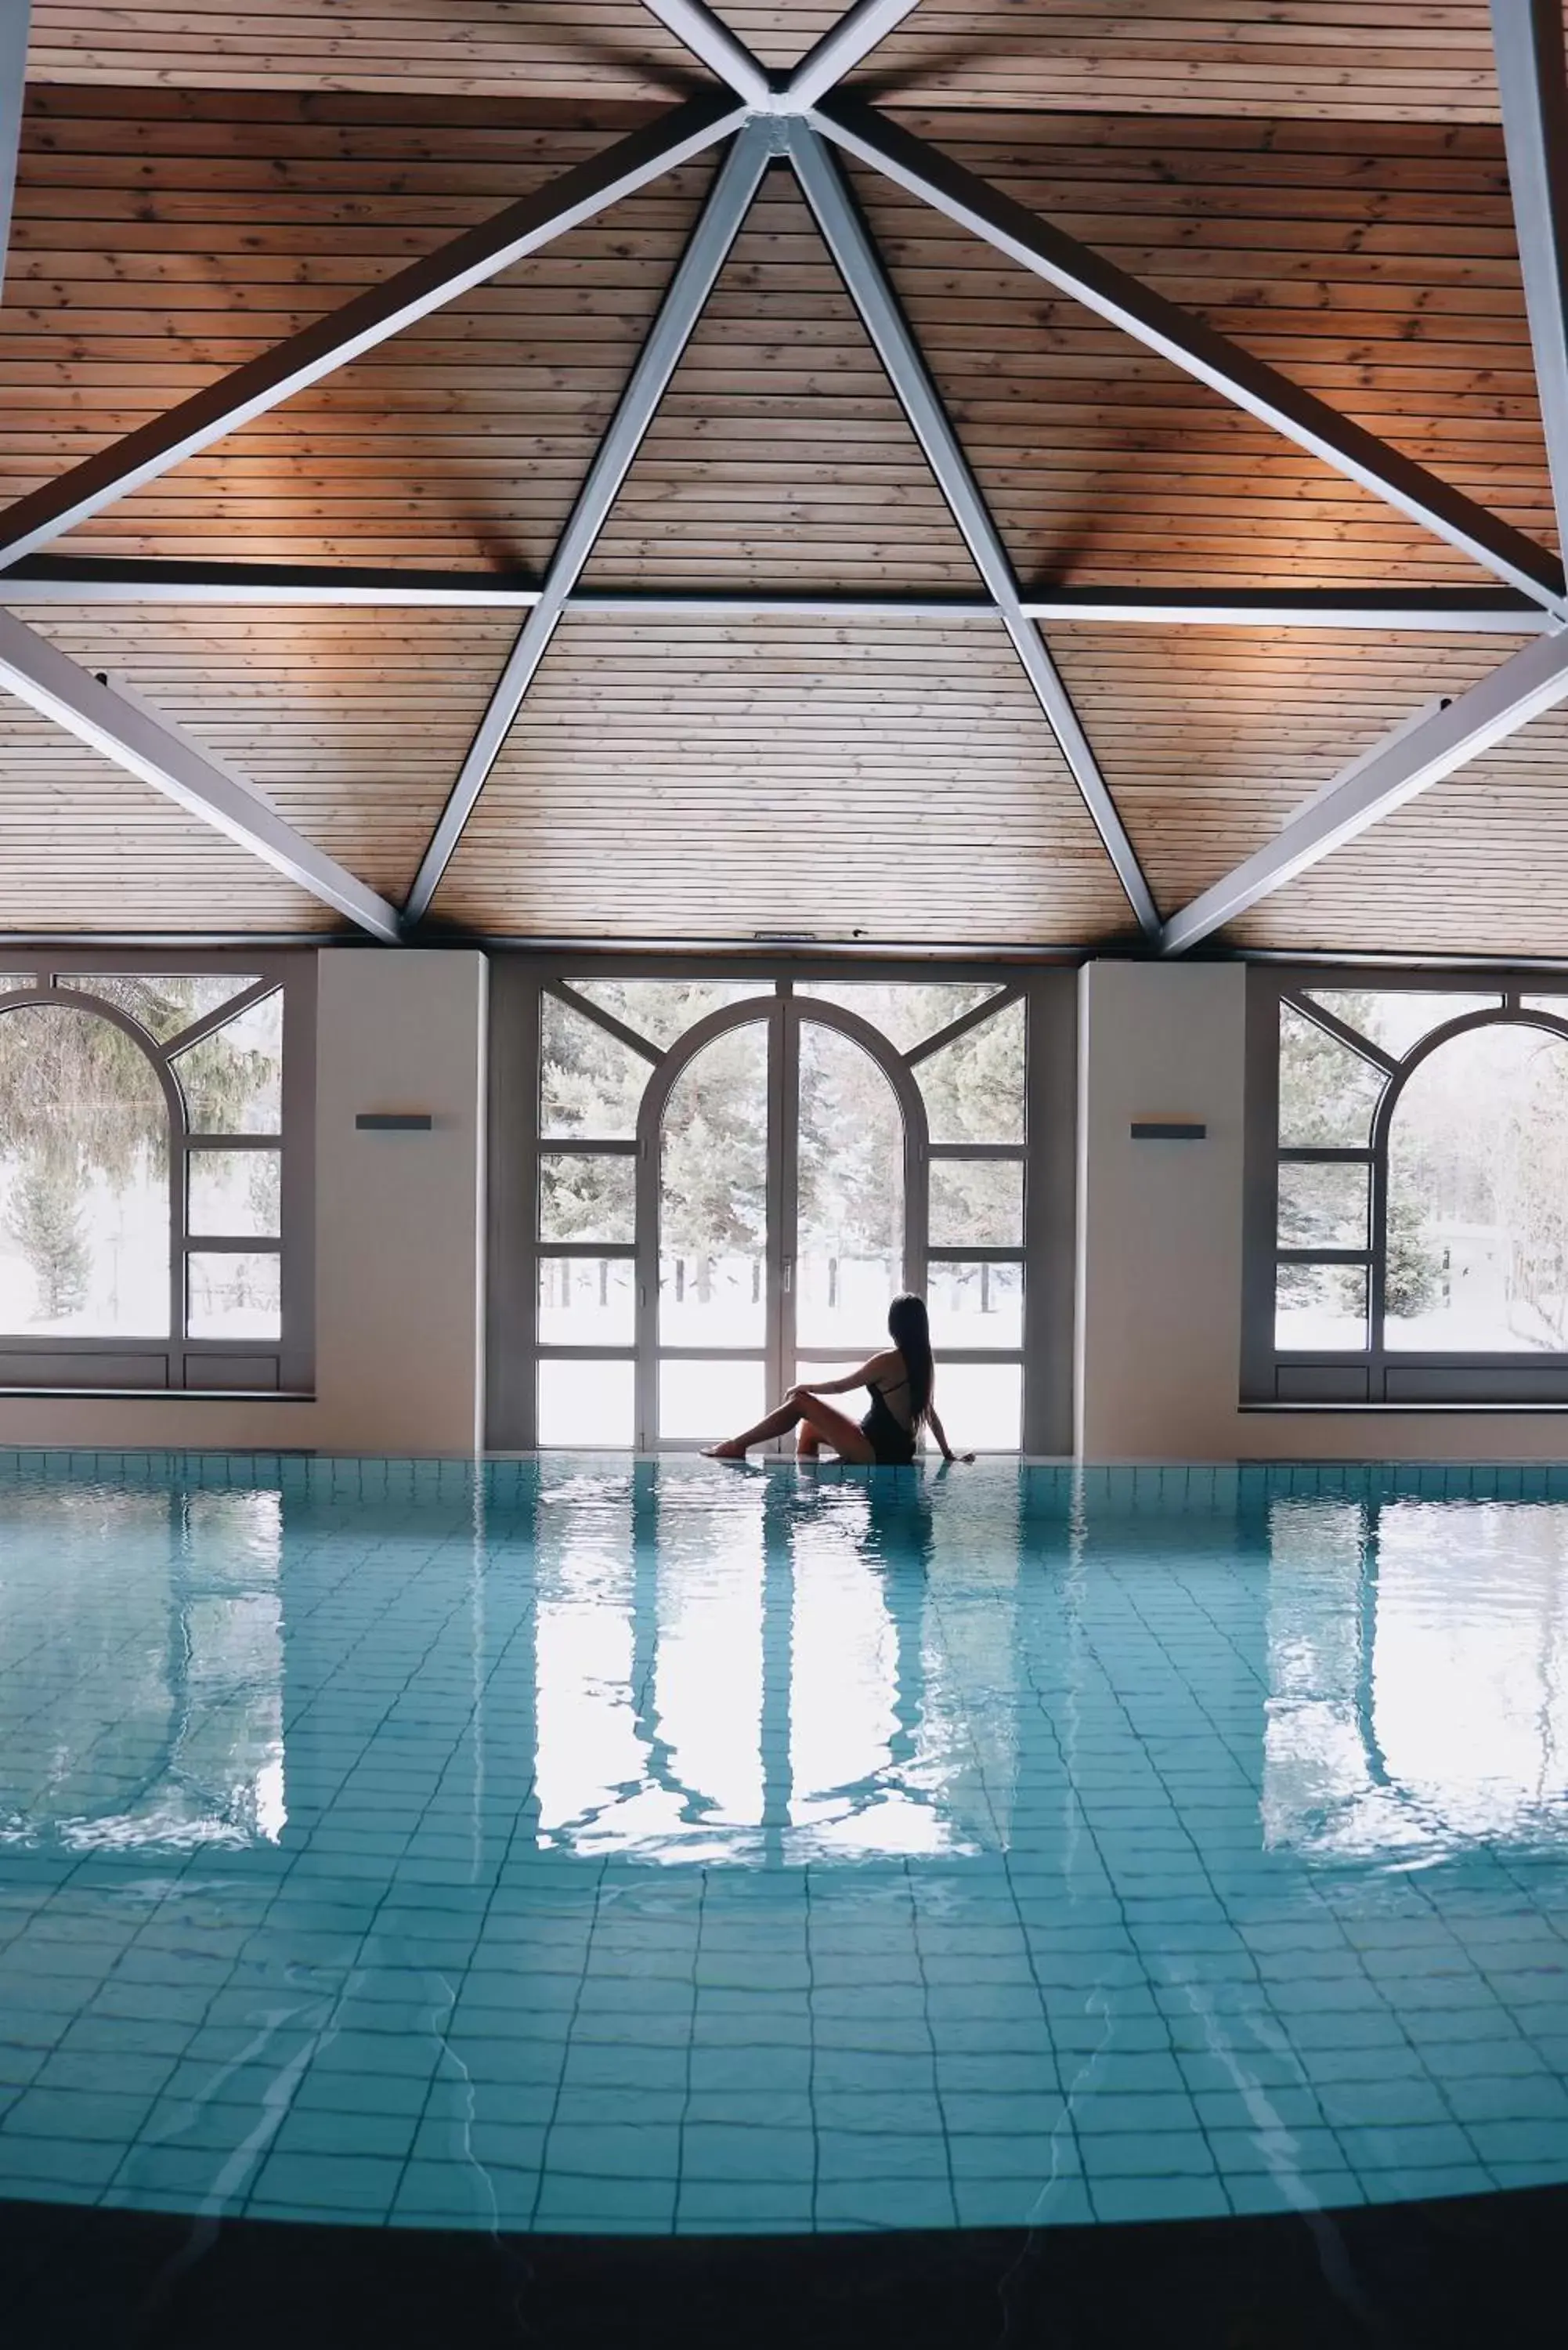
887, 1292, 934, 1425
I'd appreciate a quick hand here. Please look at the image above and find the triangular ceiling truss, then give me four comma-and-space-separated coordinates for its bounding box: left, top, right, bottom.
2, 0, 1568, 952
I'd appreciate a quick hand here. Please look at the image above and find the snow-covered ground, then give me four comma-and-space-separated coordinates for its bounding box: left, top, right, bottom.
0, 1159, 280, 1340
1280, 1216, 1568, 1353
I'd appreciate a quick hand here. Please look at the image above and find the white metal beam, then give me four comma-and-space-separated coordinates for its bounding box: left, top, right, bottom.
1492, 0, 1568, 557
1159, 626, 1568, 955
786, 0, 925, 108
0, 0, 28, 309
638, 0, 923, 108
1020, 591, 1551, 632
785, 120, 1158, 934
0, 561, 1552, 631
814, 95, 1568, 616
0, 607, 403, 939
403, 119, 778, 926
637, 0, 769, 103
0, 91, 745, 573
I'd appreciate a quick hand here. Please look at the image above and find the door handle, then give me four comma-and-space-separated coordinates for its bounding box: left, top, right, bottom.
782, 1256, 793, 1295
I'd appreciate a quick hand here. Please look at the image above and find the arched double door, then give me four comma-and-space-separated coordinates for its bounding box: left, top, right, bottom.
635, 996, 927, 1447
516, 971, 1043, 1453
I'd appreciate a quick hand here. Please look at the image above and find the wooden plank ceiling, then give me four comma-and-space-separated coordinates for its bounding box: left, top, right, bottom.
0, 4, 1563, 953
26, 5, 1509, 121
850, 114, 1548, 587
3, 92, 716, 571
1048, 626, 1534, 913
1225, 703, 1568, 958
586, 162, 975, 588
432, 613, 1138, 942
0, 693, 340, 933
18, 605, 517, 902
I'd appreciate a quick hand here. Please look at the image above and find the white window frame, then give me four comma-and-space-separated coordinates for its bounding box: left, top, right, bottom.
1245, 965, 1568, 1407
0, 948, 314, 1395
487, 958, 1075, 1453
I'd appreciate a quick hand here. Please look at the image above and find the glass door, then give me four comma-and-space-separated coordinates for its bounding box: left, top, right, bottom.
791, 1011, 912, 1407
639, 994, 918, 1448
648, 1006, 776, 1446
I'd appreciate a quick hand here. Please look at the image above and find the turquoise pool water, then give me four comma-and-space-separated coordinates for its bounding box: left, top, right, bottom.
0, 1452, 1566, 2236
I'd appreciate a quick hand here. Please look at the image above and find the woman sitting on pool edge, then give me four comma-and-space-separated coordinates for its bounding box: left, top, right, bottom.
703, 1293, 974, 1466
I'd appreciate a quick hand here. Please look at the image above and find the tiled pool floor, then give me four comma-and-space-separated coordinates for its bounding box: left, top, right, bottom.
0, 1454, 1566, 2236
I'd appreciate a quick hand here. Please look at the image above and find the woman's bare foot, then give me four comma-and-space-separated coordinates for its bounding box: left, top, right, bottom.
701, 1440, 747, 1459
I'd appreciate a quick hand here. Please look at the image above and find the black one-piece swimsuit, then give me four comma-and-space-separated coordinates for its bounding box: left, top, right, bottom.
859, 1374, 918, 1466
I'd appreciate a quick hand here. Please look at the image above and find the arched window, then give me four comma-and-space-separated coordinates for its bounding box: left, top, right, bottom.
0, 1000, 172, 1336
0, 960, 307, 1394
498, 971, 1071, 1453
1257, 979, 1568, 1404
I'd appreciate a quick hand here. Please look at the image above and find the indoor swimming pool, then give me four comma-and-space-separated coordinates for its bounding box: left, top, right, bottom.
0, 1452, 1566, 2240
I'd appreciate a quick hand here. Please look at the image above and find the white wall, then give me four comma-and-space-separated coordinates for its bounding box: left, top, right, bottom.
1075, 960, 1248, 1459
1074, 959, 1568, 1463
0, 949, 488, 1456
313, 949, 487, 1453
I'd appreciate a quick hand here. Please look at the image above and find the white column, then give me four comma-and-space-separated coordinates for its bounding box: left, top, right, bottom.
314, 949, 488, 1453
1075, 961, 1247, 1461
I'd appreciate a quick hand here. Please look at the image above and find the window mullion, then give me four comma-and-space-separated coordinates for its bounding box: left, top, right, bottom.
169, 1043, 186, 1355
1369, 1102, 1389, 1363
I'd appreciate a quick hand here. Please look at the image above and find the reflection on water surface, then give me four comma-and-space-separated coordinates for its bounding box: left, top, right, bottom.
1266, 1495, 1568, 1860
0, 1484, 284, 1851
534, 1470, 1006, 1862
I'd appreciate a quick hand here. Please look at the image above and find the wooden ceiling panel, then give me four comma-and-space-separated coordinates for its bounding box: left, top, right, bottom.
587, 162, 976, 589
854, 110, 1550, 588
23, 2, 710, 103
6, 90, 710, 571
1048, 625, 1529, 914
26, 4, 1510, 121
0, 694, 341, 934
433, 612, 1136, 941
863, 5, 1503, 122
10, 604, 515, 902
1223, 703, 1568, 958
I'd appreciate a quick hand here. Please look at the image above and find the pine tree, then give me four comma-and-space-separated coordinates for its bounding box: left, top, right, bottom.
6, 1158, 91, 1319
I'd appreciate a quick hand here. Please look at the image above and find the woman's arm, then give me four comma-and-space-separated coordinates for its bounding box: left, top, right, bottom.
926, 1407, 974, 1466
792, 1351, 894, 1399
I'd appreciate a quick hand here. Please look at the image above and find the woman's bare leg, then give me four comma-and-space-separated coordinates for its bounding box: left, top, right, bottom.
795, 1392, 876, 1465
796, 1423, 823, 1458
705, 1389, 876, 1465
703, 1398, 802, 1459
